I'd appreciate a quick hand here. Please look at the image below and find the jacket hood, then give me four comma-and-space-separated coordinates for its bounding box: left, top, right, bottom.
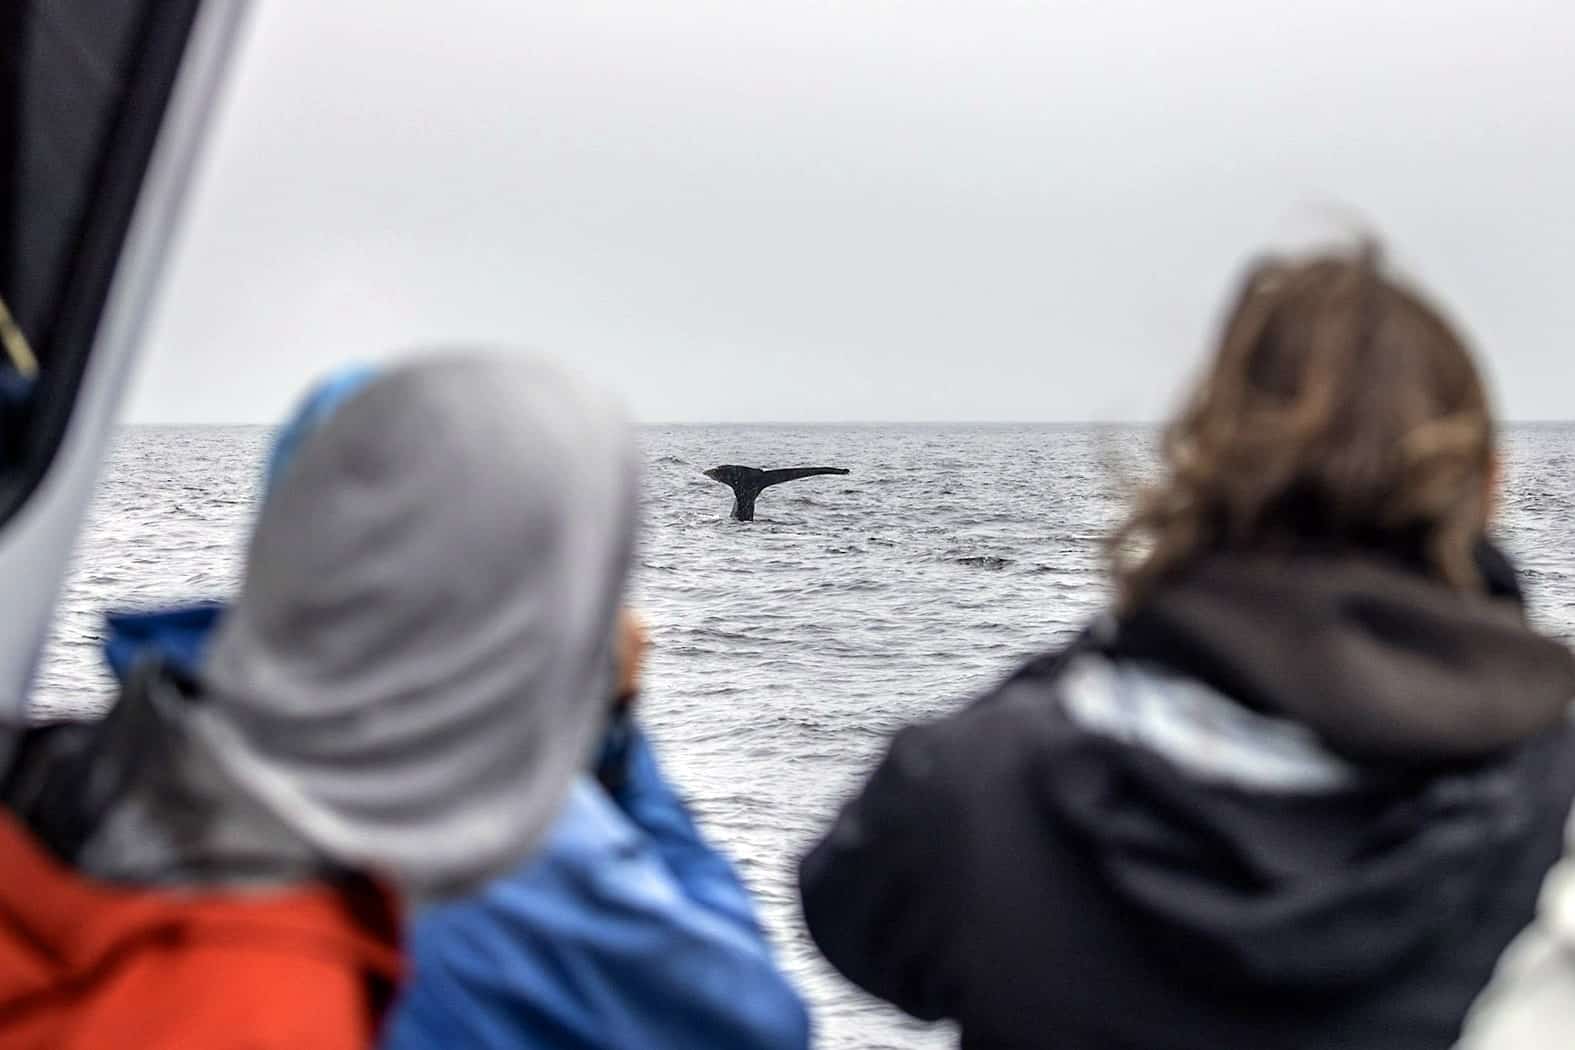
93, 355, 640, 903
197, 353, 640, 903
1109, 546, 1575, 765
1034, 547, 1575, 994
103, 604, 223, 684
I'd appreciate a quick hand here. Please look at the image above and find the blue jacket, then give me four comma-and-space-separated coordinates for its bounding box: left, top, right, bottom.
385, 725, 810, 1050
102, 606, 811, 1050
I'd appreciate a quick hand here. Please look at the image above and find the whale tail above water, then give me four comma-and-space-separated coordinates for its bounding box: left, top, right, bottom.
703, 465, 850, 521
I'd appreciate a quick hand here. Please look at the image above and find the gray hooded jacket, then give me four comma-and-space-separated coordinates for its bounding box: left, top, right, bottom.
83, 352, 640, 903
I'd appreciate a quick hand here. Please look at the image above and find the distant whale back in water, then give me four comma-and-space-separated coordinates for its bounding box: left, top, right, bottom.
703, 465, 850, 521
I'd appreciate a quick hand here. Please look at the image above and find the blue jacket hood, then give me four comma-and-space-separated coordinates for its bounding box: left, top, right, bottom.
102, 603, 223, 684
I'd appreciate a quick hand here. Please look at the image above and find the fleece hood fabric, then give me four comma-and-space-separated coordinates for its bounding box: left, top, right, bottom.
197, 353, 641, 901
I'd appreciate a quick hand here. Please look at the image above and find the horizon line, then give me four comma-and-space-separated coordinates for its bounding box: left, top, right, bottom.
124, 418, 1575, 427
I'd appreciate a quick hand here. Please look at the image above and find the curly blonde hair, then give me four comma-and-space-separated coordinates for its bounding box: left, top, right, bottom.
1108, 242, 1496, 609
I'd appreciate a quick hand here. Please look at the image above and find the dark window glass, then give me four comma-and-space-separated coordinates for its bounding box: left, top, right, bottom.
0, 2, 201, 517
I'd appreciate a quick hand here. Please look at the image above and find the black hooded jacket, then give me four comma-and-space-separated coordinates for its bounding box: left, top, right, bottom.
800, 548, 1575, 1050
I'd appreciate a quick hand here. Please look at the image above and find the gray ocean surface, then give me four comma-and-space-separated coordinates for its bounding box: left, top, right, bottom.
31, 423, 1575, 1050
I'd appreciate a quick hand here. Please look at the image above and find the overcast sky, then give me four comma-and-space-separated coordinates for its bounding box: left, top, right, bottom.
127, 0, 1575, 423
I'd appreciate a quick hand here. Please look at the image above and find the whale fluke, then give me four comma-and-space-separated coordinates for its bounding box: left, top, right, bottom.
703, 464, 850, 521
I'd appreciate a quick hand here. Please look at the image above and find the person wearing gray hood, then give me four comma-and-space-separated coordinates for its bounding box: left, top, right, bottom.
87, 351, 641, 899
0, 353, 663, 1047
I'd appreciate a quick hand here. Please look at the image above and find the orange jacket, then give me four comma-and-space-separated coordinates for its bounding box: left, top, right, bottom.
0, 812, 402, 1050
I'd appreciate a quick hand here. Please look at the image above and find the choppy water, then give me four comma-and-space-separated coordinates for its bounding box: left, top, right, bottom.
31, 424, 1575, 1049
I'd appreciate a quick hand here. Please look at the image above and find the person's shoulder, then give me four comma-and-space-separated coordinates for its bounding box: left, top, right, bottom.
914, 637, 1082, 750
874, 641, 1081, 817
413, 777, 640, 929
533, 776, 642, 861
96, 931, 391, 1050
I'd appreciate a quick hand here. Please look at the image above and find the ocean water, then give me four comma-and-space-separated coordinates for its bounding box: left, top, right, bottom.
31, 423, 1575, 1049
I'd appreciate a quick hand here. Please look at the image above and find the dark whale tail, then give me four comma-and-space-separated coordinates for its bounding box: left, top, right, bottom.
703, 465, 850, 521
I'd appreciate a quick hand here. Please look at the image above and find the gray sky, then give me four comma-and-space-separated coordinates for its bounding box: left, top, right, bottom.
129, 0, 1575, 423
